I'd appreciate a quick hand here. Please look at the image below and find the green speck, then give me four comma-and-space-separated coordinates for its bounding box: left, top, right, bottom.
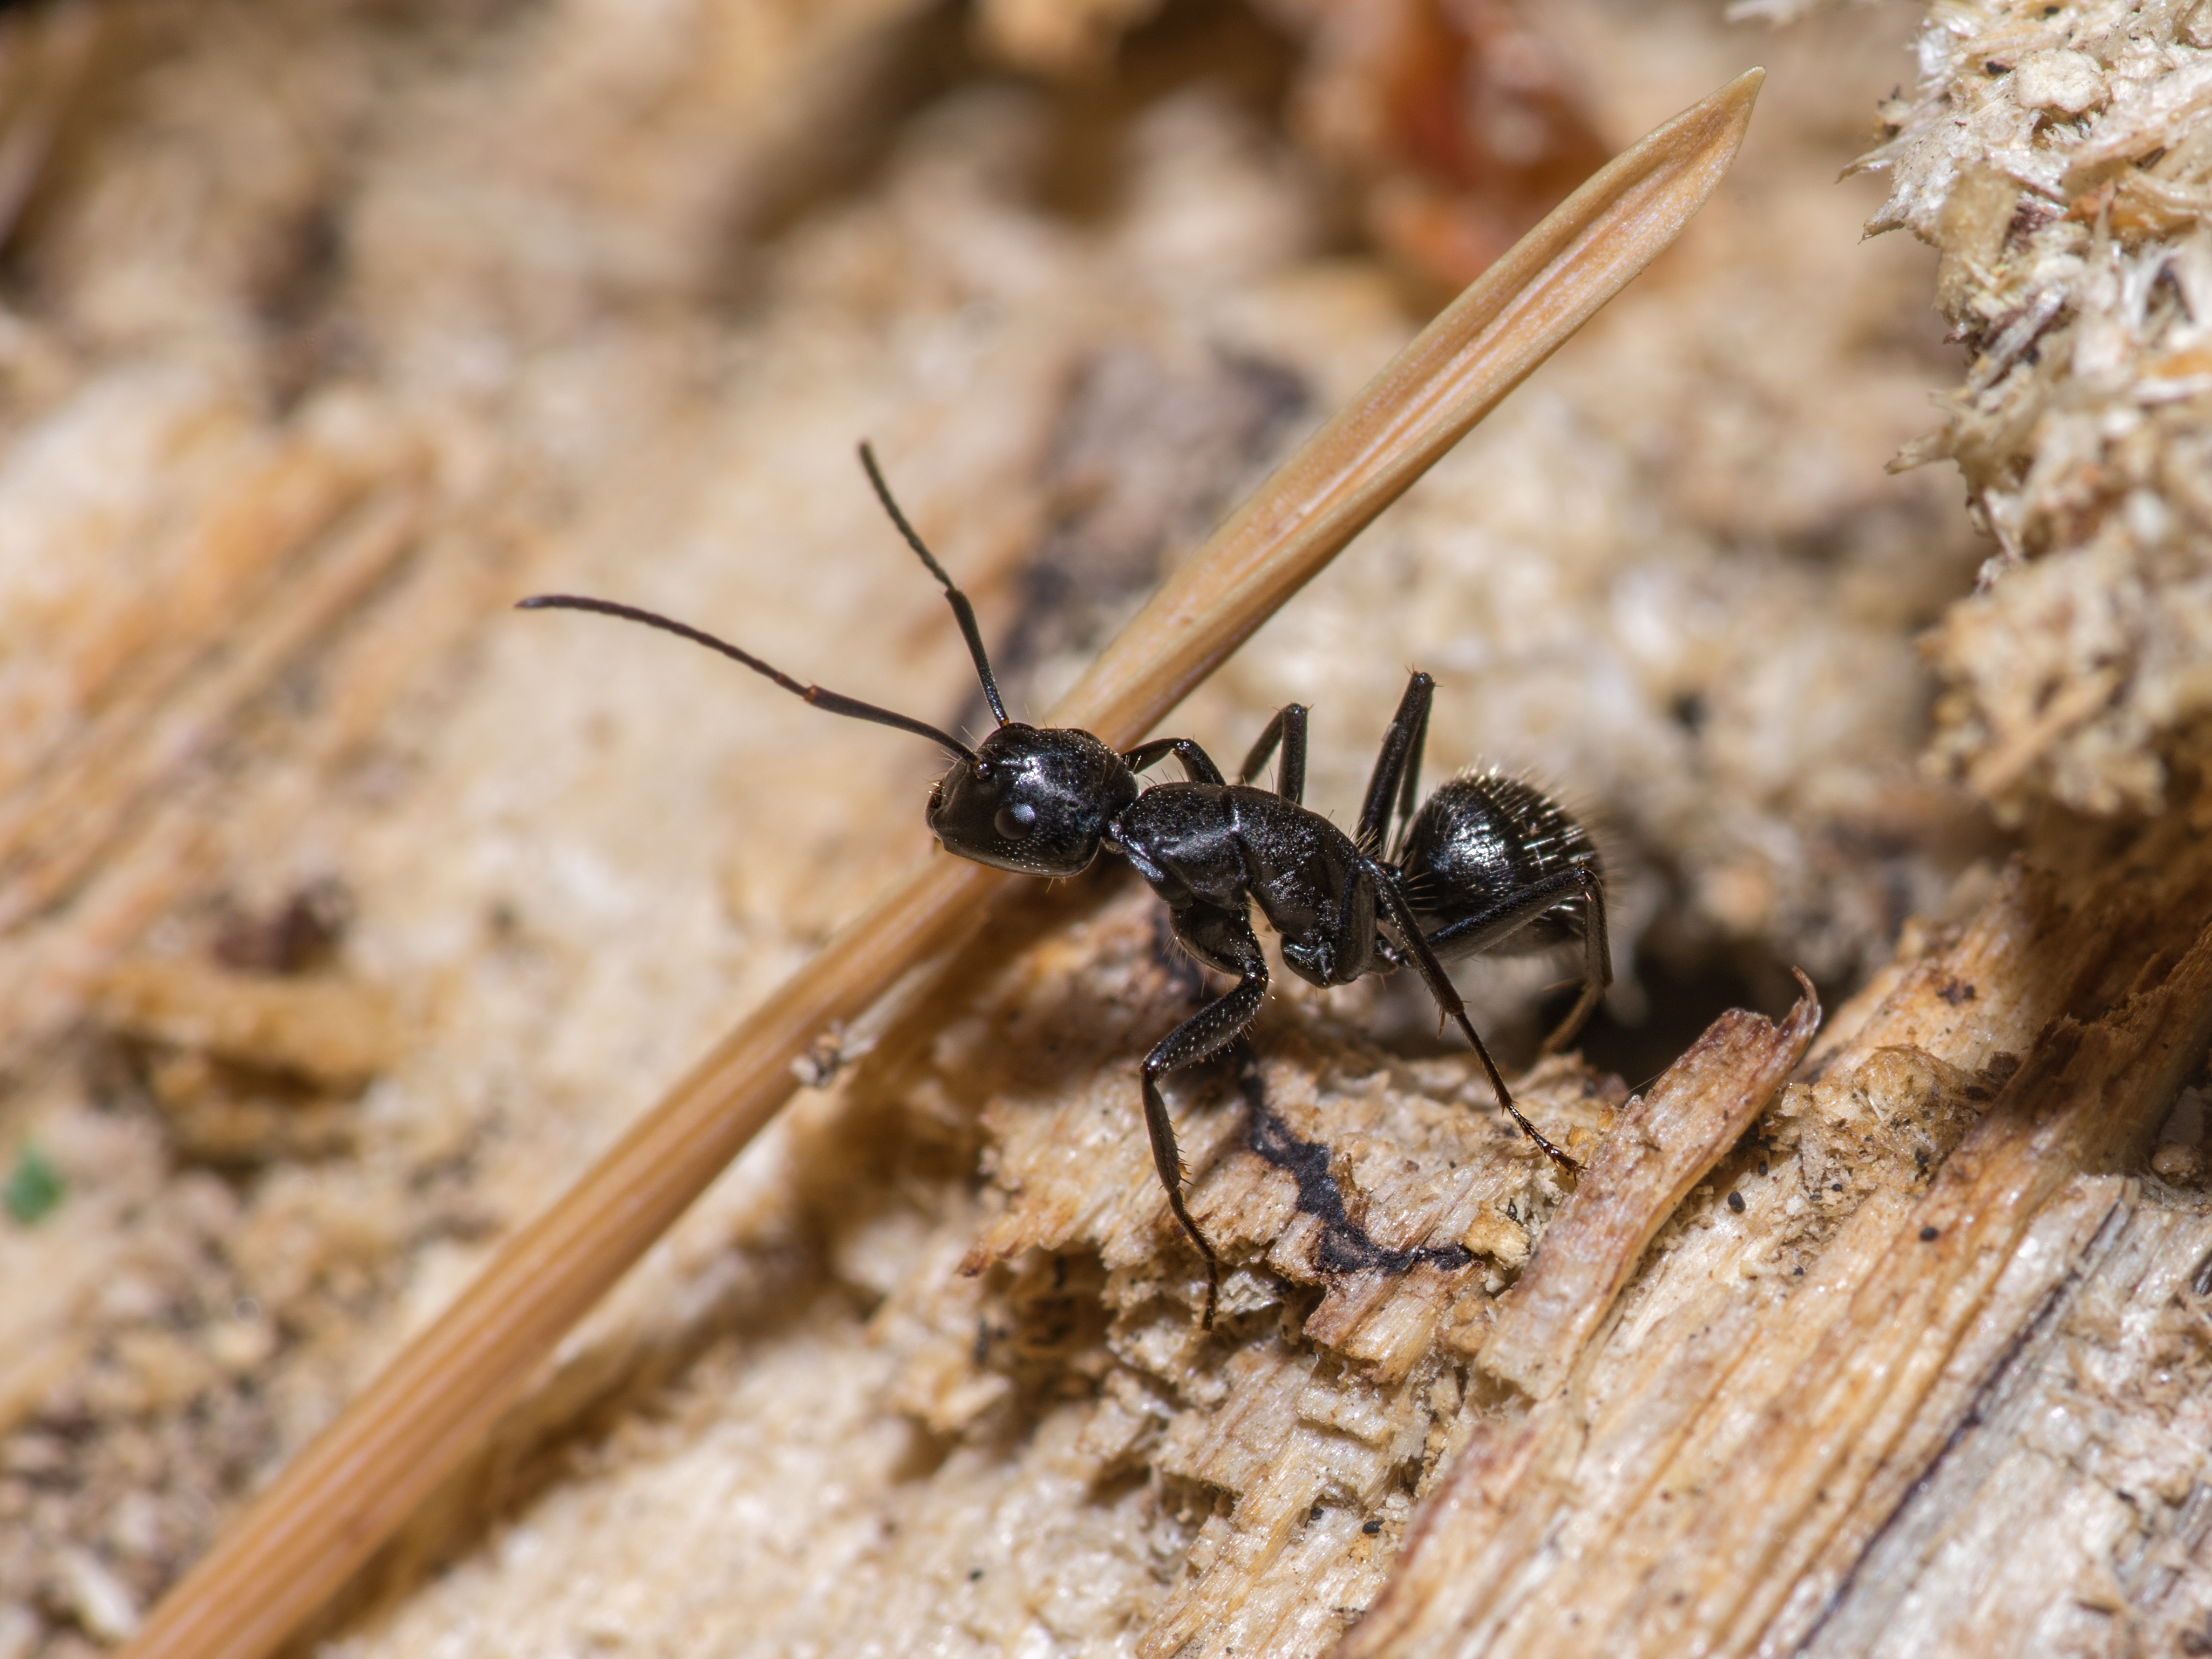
4, 1144, 64, 1224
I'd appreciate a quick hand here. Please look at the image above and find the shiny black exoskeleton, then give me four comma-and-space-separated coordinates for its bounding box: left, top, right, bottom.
523, 446, 1610, 1326
1398, 770, 1609, 1042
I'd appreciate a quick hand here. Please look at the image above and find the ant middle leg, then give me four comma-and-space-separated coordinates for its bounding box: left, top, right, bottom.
1237, 703, 1307, 803
1141, 901, 1270, 1328
1420, 862, 1612, 1053
1357, 672, 1434, 856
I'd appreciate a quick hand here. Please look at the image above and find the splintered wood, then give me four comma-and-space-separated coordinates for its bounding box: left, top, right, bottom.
323, 803, 2212, 1659
1347, 812, 2212, 1658
313, 865, 1778, 1659
821, 794, 2212, 1658
1475, 989, 1820, 1401
812, 880, 1625, 1654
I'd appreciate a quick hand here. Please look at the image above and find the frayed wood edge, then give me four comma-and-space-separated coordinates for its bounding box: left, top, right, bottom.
1343, 832, 2212, 1659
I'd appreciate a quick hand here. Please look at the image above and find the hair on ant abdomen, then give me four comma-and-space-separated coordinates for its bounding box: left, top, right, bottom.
521, 445, 1610, 1328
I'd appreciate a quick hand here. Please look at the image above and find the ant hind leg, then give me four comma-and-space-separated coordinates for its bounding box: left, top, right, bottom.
1416, 864, 1613, 1055
1539, 868, 1611, 1055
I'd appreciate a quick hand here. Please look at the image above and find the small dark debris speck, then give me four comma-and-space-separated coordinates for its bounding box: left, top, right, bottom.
1362, 1519, 1383, 1536
969, 1569, 984, 1582
216, 877, 351, 975
1831, 1181, 1845, 1193
1727, 1191, 1746, 1214
1309, 1505, 1324, 1523
1919, 1225, 1941, 1242
1937, 978, 1977, 1007
1757, 1159, 1769, 1177
1984, 59, 2009, 74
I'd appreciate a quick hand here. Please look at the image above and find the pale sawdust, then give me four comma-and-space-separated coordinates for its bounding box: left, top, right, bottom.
1834, 0, 2212, 821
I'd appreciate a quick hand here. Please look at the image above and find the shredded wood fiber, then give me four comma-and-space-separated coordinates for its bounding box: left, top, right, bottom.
1844, 0, 2212, 821
0, 2, 2208, 1658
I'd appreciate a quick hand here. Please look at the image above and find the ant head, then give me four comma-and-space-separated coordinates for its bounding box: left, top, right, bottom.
928, 724, 1137, 877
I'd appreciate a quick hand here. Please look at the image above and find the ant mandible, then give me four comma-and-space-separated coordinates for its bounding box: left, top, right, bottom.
521, 445, 1610, 1327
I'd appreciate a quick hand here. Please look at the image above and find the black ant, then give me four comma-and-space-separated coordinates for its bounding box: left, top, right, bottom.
521, 446, 1610, 1326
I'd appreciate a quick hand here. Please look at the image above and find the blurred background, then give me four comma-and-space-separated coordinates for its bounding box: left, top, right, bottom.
0, 1, 1998, 1653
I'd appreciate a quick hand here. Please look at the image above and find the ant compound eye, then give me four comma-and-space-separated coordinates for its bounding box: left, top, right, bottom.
995, 800, 1038, 840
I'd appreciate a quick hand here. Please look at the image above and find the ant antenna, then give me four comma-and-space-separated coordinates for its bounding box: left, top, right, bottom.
858, 442, 1010, 726
516, 594, 977, 761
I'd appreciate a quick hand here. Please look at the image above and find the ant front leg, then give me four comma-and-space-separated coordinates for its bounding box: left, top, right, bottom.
1140, 900, 1269, 1329
1357, 672, 1434, 856
1237, 704, 1307, 803
1421, 862, 1613, 1054
1364, 857, 1579, 1174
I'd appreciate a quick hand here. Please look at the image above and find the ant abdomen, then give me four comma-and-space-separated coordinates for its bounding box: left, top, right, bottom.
1395, 771, 1602, 959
